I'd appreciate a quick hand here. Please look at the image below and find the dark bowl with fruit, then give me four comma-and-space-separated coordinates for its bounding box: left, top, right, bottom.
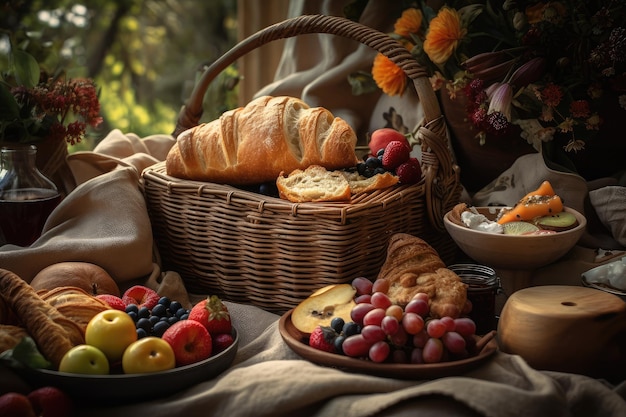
15, 327, 239, 405
444, 206, 586, 270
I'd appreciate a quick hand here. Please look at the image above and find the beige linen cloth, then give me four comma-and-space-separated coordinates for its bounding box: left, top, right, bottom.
0, 130, 624, 416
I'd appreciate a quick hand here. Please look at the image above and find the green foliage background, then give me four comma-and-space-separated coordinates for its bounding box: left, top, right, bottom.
1, 0, 240, 151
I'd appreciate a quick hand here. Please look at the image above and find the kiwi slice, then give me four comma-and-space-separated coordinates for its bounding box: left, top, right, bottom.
502, 221, 539, 235
536, 211, 579, 231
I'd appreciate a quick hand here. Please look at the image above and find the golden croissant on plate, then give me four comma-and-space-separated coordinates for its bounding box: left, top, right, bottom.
377, 234, 467, 318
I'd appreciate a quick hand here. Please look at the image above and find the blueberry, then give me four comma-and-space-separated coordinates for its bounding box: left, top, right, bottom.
169, 301, 182, 314
158, 296, 170, 307
136, 317, 152, 333
342, 322, 360, 337
330, 317, 345, 333
365, 156, 381, 169
175, 308, 188, 319
153, 321, 170, 337
126, 311, 138, 322
137, 306, 150, 319
168, 316, 179, 325
376, 148, 385, 157
334, 335, 346, 354
180, 313, 189, 321
125, 304, 138, 315
136, 328, 148, 339
151, 303, 167, 317
356, 163, 367, 176
373, 167, 386, 175
149, 315, 160, 326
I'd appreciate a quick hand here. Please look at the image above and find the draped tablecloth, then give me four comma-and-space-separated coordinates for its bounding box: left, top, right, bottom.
0, 129, 625, 416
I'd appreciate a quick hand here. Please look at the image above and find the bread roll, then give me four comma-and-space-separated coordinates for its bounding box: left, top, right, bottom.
166, 96, 359, 185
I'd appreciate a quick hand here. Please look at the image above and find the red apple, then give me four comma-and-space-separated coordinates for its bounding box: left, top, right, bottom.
27, 387, 73, 417
30, 262, 120, 297
96, 294, 126, 311
162, 319, 213, 366
0, 392, 36, 417
368, 128, 410, 156
122, 285, 160, 310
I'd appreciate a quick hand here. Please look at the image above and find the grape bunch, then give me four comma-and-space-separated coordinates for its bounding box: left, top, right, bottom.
317, 277, 478, 364
125, 296, 191, 339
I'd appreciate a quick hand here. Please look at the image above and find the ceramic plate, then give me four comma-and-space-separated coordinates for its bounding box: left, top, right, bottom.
278, 310, 497, 379
15, 327, 238, 404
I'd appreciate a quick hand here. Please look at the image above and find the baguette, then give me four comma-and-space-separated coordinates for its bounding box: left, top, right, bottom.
0, 269, 84, 368
166, 96, 359, 185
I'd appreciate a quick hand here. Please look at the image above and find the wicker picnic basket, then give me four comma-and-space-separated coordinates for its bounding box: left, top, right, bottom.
142, 14, 462, 313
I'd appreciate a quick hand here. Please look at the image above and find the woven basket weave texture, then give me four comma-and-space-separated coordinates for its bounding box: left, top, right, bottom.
143, 14, 462, 313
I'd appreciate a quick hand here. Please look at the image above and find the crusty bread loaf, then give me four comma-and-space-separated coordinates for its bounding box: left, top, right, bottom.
377, 234, 467, 318
166, 96, 359, 185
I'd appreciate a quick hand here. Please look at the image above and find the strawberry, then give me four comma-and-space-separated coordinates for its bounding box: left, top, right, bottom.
188, 295, 232, 336
308, 325, 337, 353
381, 140, 411, 170
395, 157, 422, 184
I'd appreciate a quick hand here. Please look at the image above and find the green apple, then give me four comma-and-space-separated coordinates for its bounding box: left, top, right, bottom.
58, 344, 110, 375
122, 337, 176, 374
85, 309, 137, 363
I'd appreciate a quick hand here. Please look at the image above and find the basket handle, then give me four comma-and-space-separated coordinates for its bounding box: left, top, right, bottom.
173, 14, 460, 232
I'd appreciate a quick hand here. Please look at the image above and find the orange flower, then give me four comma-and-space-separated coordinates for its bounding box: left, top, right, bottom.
372, 53, 407, 96
394, 8, 423, 38
423, 7, 467, 65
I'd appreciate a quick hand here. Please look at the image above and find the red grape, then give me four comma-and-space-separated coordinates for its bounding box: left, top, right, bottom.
391, 348, 408, 364
350, 302, 375, 325
355, 294, 372, 304
363, 307, 386, 326
361, 325, 386, 343
412, 329, 429, 348
453, 317, 477, 337
372, 278, 390, 293
401, 312, 424, 335
381, 315, 400, 336
405, 298, 429, 317
385, 304, 403, 321
369, 340, 391, 363
412, 292, 429, 303
440, 316, 455, 332
370, 292, 392, 309
388, 326, 408, 346
426, 319, 447, 338
351, 277, 373, 296
410, 347, 424, 364
342, 334, 371, 358
422, 338, 444, 363
442, 331, 466, 354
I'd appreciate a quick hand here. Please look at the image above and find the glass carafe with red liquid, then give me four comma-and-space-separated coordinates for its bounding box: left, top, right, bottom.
0, 145, 62, 246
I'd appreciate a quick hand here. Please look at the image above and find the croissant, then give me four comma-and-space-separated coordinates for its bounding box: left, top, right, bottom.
0, 269, 84, 368
37, 286, 110, 335
166, 96, 359, 185
377, 234, 467, 318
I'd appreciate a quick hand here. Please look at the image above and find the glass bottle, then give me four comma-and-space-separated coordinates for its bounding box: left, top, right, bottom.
0, 145, 62, 246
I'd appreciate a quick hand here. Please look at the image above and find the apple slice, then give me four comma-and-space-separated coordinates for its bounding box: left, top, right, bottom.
292, 284, 356, 334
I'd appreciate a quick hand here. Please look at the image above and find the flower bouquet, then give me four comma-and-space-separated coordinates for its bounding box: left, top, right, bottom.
1, 47, 102, 195
353, 0, 626, 187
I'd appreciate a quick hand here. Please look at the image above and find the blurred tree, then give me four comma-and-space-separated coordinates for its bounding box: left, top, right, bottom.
1, 0, 239, 150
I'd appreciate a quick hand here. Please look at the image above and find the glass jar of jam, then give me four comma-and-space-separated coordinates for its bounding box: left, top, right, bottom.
448, 264, 500, 334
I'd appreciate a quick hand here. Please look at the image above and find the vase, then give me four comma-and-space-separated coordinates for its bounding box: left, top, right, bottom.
0, 145, 62, 246
34, 137, 77, 197
439, 89, 536, 193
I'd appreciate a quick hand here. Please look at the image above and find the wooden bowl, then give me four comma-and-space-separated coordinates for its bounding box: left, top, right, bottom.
443, 206, 586, 270
497, 285, 626, 381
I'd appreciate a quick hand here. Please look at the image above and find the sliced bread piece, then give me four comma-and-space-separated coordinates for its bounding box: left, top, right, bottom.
276, 165, 352, 202
342, 170, 399, 194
